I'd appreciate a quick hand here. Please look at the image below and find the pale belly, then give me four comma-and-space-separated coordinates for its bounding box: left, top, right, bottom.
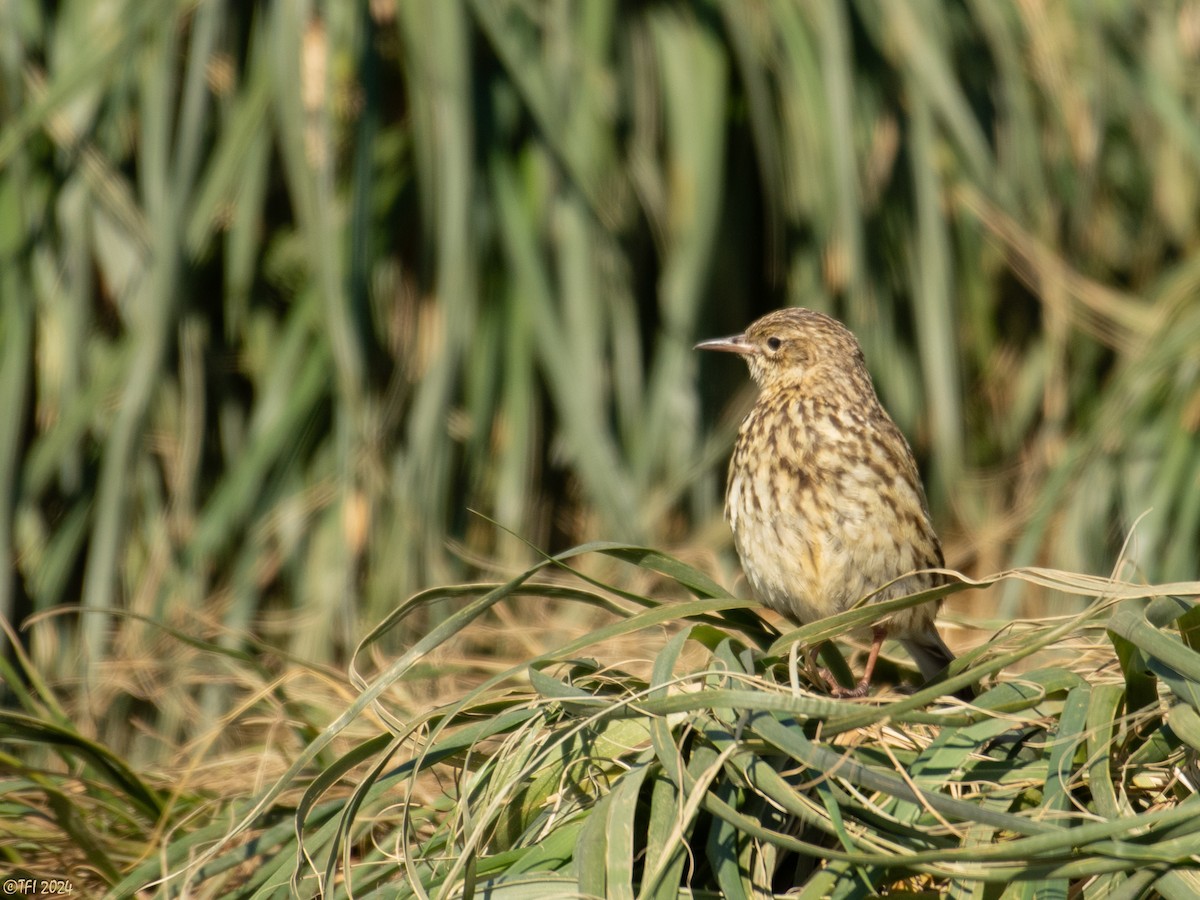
727, 475, 938, 638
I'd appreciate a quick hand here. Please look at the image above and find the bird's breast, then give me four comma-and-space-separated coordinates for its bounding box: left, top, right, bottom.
724, 393, 941, 629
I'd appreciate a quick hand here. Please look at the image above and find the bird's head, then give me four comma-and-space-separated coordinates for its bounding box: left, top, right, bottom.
694, 307, 867, 391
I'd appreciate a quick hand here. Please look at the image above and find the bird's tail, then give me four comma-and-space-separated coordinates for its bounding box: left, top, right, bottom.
901, 629, 974, 700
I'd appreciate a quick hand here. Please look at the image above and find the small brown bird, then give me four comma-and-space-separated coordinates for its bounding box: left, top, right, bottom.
696, 308, 957, 696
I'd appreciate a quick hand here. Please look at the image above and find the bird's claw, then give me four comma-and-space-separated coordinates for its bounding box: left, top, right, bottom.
818, 668, 871, 698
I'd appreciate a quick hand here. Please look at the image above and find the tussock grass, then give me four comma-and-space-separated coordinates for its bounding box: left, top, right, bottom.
3, 3, 1200, 897
6, 545, 1200, 897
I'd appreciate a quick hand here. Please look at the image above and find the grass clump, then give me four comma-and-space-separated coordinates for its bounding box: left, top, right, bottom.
9, 543, 1191, 897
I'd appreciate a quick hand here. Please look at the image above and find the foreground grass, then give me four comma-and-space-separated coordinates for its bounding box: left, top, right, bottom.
4, 544, 1200, 898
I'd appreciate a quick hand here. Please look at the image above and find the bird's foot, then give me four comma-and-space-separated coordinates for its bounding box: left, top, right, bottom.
818, 669, 871, 698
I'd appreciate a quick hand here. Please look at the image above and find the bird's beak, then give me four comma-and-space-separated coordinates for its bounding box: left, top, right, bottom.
694, 333, 753, 355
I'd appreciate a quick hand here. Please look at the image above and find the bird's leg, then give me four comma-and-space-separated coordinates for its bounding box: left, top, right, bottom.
823, 625, 888, 698
807, 645, 832, 689
851, 625, 888, 695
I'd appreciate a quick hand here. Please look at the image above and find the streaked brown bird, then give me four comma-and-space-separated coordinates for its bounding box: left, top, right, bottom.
696, 308, 958, 697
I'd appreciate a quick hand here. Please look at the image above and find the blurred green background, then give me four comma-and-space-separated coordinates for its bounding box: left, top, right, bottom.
3, 0, 1200, 728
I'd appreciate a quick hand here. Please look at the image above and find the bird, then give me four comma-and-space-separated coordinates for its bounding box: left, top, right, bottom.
696, 307, 961, 697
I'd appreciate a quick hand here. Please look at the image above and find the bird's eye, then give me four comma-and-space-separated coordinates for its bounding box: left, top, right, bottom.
766, 336, 782, 351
